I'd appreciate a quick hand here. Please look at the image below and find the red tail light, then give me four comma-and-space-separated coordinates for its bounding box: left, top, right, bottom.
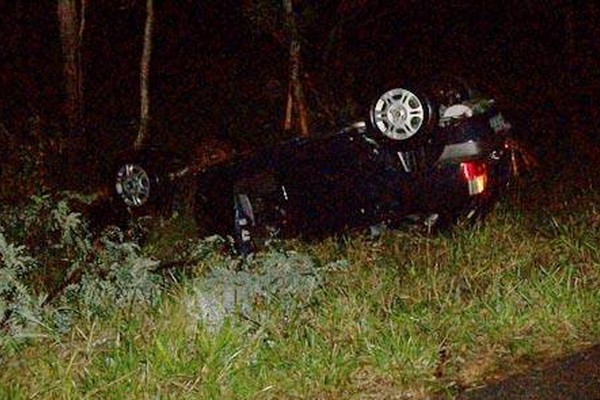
461, 161, 487, 180
461, 161, 488, 195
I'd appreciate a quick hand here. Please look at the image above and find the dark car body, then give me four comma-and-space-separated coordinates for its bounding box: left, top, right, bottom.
111, 81, 513, 253
192, 97, 512, 253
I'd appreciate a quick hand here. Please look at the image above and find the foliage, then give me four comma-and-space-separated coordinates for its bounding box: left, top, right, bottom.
1, 193, 92, 290
62, 239, 162, 319
0, 191, 93, 344
0, 230, 44, 340
0, 193, 164, 346
185, 247, 347, 331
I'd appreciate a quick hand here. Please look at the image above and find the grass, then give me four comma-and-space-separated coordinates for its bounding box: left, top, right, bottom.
1, 168, 600, 399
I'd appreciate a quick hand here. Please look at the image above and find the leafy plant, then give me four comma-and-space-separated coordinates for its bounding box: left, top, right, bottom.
185, 246, 347, 331
64, 239, 162, 318
0, 230, 43, 339
0, 192, 165, 340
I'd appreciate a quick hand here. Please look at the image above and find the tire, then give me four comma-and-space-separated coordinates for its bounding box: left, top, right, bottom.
111, 151, 175, 219
369, 86, 437, 143
114, 162, 153, 208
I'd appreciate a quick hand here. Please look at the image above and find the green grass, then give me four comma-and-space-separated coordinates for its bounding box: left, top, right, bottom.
1, 172, 600, 399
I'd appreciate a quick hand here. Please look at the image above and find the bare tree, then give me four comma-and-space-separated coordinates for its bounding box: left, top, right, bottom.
134, 0, 154, 149
283, 0, 309, 137
242, 1, 374, 135
57, 0, 85, 133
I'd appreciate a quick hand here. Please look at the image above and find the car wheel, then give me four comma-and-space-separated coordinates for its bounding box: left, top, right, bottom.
112, 155, 173, 219
115, 163, 152, 208
370, 87, 435, 142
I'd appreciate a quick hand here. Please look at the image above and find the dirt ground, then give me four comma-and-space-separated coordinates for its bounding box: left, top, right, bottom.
457, 344, 600, 399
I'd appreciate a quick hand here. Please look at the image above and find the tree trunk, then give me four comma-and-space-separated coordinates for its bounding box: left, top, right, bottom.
283, 0, 309, 137
135, 0, 154, 149
57, 0, 83, 134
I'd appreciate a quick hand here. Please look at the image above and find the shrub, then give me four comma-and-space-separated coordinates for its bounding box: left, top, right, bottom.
0, 192, 165, 342
63, 239, 162, 319
0, 230, 44, 339
185, 247, 348, 331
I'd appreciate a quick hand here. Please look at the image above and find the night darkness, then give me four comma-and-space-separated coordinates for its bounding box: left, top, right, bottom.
0, 1, 598, 178
3, 3, 600, 394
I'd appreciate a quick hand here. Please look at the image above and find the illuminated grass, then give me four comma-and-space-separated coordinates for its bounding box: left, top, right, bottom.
2, 174, 600, 399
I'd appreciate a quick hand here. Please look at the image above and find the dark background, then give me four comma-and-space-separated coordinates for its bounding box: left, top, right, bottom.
0, 1, 598, 189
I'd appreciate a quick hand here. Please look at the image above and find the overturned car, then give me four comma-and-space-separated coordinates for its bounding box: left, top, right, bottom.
113, 78, 513, 253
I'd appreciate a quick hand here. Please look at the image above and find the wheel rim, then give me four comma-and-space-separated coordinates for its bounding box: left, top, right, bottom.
115, 164, 150, 207
371, 88, 425, 140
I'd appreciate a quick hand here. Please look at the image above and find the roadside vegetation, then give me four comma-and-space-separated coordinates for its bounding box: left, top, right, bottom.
1, 162, 599, 399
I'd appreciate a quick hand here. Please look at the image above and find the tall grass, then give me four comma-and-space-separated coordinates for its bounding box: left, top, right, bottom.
1, 172, 600, 399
